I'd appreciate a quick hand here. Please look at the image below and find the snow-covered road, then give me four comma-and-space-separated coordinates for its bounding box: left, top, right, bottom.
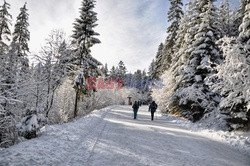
1, 105, 249, 166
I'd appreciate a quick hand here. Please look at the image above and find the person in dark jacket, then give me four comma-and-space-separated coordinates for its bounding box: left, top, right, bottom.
132, 101, 139, 119
149, 101, 158, 121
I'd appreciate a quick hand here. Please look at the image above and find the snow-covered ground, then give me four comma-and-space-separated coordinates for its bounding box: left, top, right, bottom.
163, 114, 250, 156
0, 105, 249, 166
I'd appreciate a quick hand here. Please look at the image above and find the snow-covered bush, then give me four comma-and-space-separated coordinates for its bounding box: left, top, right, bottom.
0, 105, 17, 148
18, 108, 47, 139
152, 70, 178, 114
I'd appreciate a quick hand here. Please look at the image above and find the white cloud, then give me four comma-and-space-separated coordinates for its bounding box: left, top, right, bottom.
92, 0, 168, 72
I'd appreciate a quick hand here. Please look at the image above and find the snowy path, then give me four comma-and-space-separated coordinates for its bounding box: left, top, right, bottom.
0, 105, 249, 166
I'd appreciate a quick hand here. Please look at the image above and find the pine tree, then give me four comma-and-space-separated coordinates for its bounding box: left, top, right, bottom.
153, 0, 205, 115
171, 0, 200, 71
0, 0, 12, 78
0, 0, 12, 49
165, 0, 183, 50
72, 0, 100, 57
2, 3, 30, 110
71, 0, 101, 117
0, 0, 11, 60
162, 0, 183, 72
10, 2, 30, 75
148, 59, 155, 79
100, 63, 108, 77
153, 43, 164, 78
231, 0, 249, 37
109, 66, 117, 79
218, 0, 230, 36
217, 0, 250, 129
239, 0, 250, 50
117, 61, 127, 79
173, 0, 221, 121
213, 37, 250, 130
12, 2, 30, 55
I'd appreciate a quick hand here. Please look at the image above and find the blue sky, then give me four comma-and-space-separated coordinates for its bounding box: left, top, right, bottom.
8, 0, 239, 72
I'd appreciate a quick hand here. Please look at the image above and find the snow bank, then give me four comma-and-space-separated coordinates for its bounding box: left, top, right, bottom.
161, 114, 250, 155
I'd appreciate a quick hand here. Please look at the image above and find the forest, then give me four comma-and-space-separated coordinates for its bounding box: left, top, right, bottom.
0, 0, 249, 149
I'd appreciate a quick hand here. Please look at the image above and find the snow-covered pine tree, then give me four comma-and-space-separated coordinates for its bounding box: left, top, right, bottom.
161, 0, 183, 72
12, 3, 29, 55
11, 2, 30, 76
0, 0, 18, 141
100, 63, 109, 77
152, 0, 198, 114
104, 63, 109, 77
72, 0, 101, 117
218, 0, 231, 36
239, 0, 250, 51
213, 36, 250, 130
153, 43, 164, 79
171, 0, 199, 71
117, 61, 127, 79
173, 0, 221, 121
148, 59, 155, 79
0, 0, 12, 52
231, 0, 249, 37
1, 2, 31, 118
213, 0, 250, 130
0, 0, 12, 91
109, 66, 117, 79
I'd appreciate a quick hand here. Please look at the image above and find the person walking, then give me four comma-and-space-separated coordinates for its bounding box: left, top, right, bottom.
132, 101, 139, 119
149, 101, 158, 121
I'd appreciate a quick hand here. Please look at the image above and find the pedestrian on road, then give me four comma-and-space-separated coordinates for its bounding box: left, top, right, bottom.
138, 100, 142, 107
132, 101, 139, 119
149, 101, 158, 121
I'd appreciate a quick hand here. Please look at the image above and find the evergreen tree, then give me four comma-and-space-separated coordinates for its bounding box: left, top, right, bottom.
72, 0, 101, 118
173, 0, 221, 121
239, 0, 250, 50
165, 0, 183, 50
148, 59, 155, 79
3, 3, 30, 109
218, 0, 231, 36
12, 2, 30, 55
0, 0, 12, 49
0, 2, 16, 147
0, 0, 12, 75
109, 66, 117, 79
117, 61, 127, 79
134, 69, 142, 80
10, 2, 30, 75
171, 0, 200, 70
100, 63, 109, 77
231, 0, 249, 37
213, 37, 250, 130
153, 43, 164, 78
162, 0, 183, 72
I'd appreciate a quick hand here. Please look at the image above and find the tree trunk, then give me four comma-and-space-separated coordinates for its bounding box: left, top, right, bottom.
46, 86, 57, 118
74, 90, 79, 118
